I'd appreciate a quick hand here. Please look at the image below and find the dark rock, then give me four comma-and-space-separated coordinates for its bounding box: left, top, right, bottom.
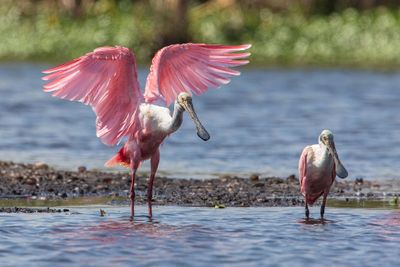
286, 174, 297, 184
78, 166, 87, 173
253, 182, 264, 188
103, 177, 113, 184
71, 176, 79, 182
266, 177, 284, 184
23, 177, 37, 186
250, 174, 259, 181
355, 177, 364, 185
13, 176, 24, 182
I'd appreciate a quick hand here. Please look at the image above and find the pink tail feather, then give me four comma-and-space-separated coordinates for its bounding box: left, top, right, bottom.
105, 147, 130, 168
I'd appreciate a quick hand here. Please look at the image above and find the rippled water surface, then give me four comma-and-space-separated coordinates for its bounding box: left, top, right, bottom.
0, 206, 399, 267
1, 64, 400, 179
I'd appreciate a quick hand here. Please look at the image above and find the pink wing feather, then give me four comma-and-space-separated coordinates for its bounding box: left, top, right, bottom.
144, 43, 251, 105
42, 46, 143, 146
298, 147, 309, 189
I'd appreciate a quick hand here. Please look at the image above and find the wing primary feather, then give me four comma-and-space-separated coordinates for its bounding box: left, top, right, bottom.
42, 46, 144, 146
144, 43, 251, 105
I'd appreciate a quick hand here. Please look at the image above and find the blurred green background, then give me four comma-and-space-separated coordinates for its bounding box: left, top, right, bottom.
2, 0, 400, 67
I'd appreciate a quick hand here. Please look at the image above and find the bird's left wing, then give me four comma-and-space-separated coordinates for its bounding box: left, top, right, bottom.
144, 43, 251, 105
42, 46, 144, 146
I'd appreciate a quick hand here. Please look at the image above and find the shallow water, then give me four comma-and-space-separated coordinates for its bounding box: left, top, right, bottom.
1, 63, 400, 179
0, 206, 399, 267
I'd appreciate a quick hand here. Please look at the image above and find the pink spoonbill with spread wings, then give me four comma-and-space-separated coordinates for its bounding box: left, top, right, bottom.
42, 43, 251, 219
298, 130, 348, 220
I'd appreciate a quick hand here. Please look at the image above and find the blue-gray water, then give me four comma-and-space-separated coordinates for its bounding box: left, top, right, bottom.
1, 63, 400, 179
0, 206, 399, 267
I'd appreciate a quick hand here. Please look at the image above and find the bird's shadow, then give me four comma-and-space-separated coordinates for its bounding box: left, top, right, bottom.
298, 218, 335, 225
129, 214, 158, 223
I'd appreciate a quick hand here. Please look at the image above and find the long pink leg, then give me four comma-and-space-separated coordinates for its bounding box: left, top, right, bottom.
129, 166, 138, 221
147, 150, 160, 218
125, 141, 141, 221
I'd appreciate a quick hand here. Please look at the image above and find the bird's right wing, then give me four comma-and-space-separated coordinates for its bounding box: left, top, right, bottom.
331, 162, 337, 184
299, 147, 309, 187
42, 46, 144, 146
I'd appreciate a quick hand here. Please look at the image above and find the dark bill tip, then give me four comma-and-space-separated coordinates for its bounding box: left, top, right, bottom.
197, 129, 210, 141
336, 162, 348, 179
183, 99, 210, 142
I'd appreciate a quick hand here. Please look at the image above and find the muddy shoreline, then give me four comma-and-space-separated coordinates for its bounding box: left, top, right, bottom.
0, 161, 399, 210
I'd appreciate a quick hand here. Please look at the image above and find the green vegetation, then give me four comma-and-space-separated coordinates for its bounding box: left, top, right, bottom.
0, 1, 157, 62
2, 0, 400, 67
0, 196, 124, 207
0, 197, 398, 209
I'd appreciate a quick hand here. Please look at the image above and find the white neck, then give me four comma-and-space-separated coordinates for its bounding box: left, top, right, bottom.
314, 143, 331, 166
167, 101, 184, 134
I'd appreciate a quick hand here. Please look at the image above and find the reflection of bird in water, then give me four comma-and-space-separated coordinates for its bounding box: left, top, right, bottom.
42, 43, 250, 220
299, 130, 348, 219
372, 211, 400, 241
52, 219, 181, 245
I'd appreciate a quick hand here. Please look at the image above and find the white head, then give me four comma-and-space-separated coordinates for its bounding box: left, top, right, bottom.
318, 129, 334, 145
318, 129, 348, 178
177, 92, 210, 141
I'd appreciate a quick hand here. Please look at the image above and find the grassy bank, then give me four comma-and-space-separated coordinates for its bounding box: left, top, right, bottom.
1, 1, 400, 67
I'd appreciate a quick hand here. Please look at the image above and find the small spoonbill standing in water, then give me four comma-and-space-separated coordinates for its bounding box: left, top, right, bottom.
298, 130, 348, 220
42, 43, 250, 219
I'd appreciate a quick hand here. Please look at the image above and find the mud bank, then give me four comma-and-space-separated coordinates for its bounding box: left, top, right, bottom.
0, 161, 399, 208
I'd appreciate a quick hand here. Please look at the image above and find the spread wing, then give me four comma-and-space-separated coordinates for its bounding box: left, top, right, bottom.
144, 43, 251, 105
42, 46, 143, 146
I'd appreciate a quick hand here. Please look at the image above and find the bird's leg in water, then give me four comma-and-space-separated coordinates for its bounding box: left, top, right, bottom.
320, 193, 328, 220
147, 150, 160, 218
129, 167, 137, 221
305, 201, 310, 220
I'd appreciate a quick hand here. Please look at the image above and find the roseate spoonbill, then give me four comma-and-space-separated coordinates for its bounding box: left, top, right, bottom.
42, 43, 250, 219
298, 130, 348, 219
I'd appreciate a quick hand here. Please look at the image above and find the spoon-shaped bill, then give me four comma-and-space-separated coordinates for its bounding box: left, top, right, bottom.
327, 140, 348, 178
181, 99, 210, 141
334, 159, 348, 178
